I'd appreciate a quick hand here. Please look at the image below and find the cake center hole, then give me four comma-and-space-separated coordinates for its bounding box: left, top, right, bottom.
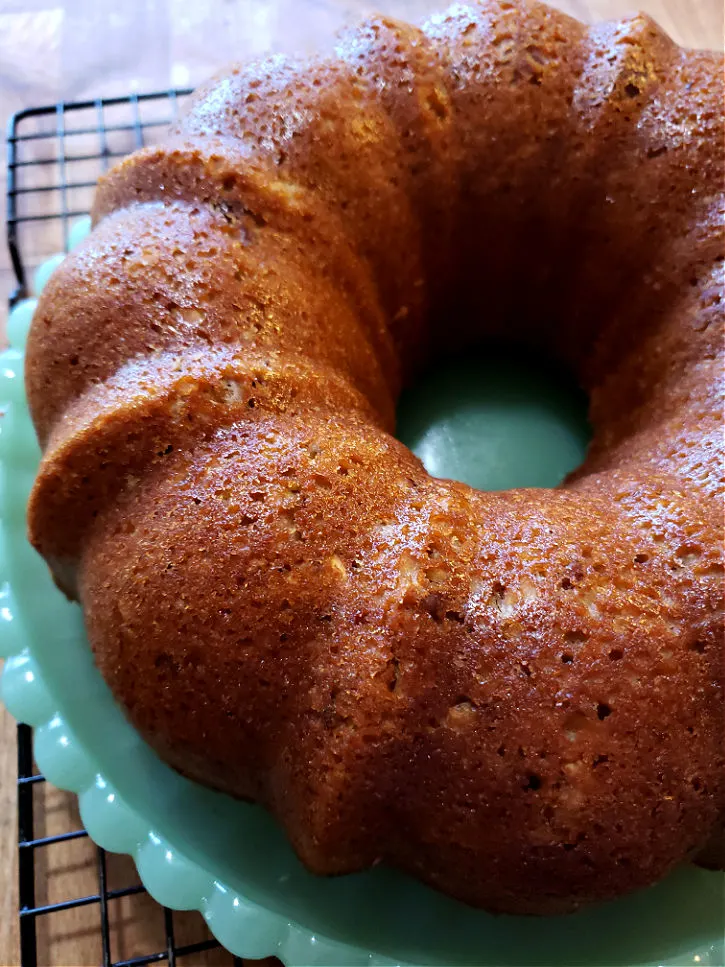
396, 348, 591, 491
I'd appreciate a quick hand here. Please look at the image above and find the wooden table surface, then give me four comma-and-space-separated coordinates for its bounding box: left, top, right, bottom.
0, 0, 722, 964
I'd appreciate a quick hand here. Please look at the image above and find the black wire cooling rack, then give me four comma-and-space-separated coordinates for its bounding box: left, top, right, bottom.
6, 90, 248, 967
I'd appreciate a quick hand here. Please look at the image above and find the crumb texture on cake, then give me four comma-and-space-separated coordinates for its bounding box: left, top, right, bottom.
25, 0, 723, 915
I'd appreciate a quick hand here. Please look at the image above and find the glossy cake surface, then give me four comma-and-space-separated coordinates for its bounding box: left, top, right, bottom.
26, 0, 724, 914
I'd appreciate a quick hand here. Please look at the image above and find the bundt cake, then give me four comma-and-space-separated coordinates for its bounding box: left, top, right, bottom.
25, 0, 724, 915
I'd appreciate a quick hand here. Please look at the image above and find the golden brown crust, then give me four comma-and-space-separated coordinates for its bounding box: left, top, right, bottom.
24, 0, 724, 914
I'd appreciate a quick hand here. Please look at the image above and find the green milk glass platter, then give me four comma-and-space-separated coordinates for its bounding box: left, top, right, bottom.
0, 220, 723, 966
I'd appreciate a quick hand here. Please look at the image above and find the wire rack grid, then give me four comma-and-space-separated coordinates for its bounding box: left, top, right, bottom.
6, 90, 251, 967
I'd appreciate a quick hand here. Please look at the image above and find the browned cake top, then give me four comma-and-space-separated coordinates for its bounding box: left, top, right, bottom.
25, 0, 724, 914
